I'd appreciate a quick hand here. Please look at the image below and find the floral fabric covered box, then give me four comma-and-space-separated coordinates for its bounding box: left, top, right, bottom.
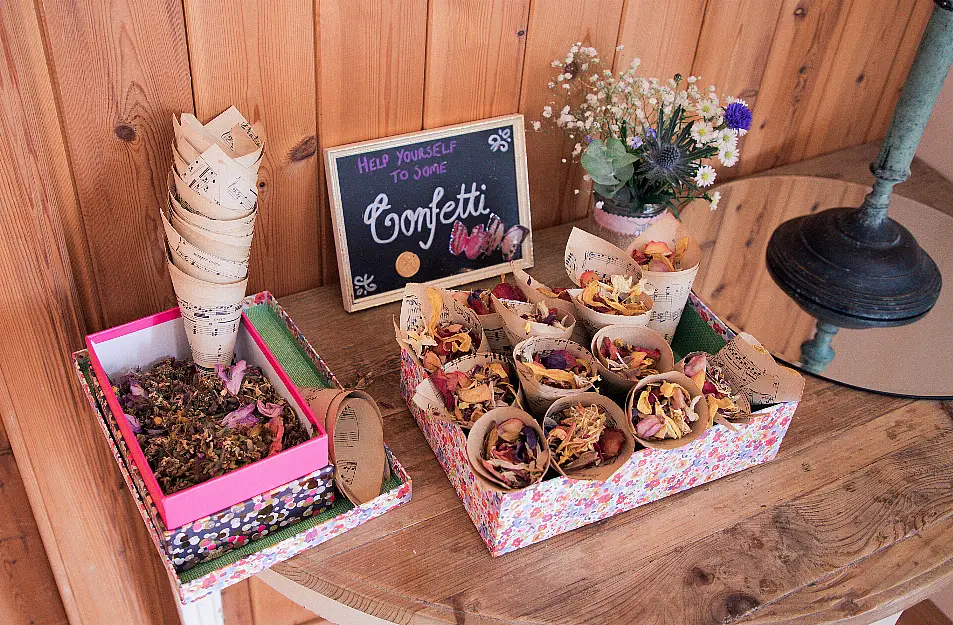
73, 292, 412, 603
400, 293, 798, 556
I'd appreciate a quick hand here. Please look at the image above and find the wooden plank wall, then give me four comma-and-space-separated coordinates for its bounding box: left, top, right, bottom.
0, 0, 931, 623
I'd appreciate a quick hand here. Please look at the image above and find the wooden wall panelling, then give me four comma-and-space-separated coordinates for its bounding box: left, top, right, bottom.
183, 0, 323, 298
0, 1, 182, 622
613, 0, 708, 79
38, 0, 195, 328
423, 0, 532, 128
315, 0, 429, 284
517, 0, 626, 229
866, 0, 933, 142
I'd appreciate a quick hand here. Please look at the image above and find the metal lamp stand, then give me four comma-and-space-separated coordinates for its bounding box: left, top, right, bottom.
766, 0, 949, 373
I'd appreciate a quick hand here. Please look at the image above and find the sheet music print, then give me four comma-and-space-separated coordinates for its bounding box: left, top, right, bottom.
644, 281, 693, 341
176, 299, 243, 366
164, 220, 248, 282
335, 407, 361, 451
182, 144, 258, 214
709, 334, 804, 405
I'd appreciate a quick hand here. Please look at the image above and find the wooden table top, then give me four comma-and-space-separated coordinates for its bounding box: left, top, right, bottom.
272, 176, 953, 624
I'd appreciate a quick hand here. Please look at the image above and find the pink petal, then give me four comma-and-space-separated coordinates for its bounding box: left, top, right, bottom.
636, 417, 663, 438
267, 415, 285, 455
256, 399, 284, 419
682, 354, 707, 380
216, 360, 247, 396
222, 403, 258, 428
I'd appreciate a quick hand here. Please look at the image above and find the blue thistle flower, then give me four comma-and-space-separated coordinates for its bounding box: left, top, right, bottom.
724, 101, 752, 132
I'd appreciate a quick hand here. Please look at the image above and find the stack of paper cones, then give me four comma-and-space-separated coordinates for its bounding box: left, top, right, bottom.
164, 107, 265, 368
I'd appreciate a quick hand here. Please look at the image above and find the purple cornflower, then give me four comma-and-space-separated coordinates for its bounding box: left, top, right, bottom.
646, 127, 657, 139
629, 136, 644, 149
585, 134, 593, 143
724, 101, 752, 132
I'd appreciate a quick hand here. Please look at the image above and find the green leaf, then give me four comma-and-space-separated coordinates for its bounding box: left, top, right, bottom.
582, 138, 637, 186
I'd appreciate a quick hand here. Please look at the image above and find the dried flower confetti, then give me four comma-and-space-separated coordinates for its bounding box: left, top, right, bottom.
546, 403, 625, 472
631, 237, 691, 272
480, 417, 546, 489
517, 348, 598, 390
431, 362, 519, 427
580, 273, 649, 316
632, 379, 697, 441
682, 352, 746, 425
598, 337, 661, 381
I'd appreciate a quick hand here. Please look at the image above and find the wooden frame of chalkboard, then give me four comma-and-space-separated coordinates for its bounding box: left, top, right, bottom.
324, 114, 534, 312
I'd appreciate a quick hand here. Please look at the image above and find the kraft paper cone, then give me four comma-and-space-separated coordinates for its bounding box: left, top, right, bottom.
511, 267, 589, 346
625, 213, 703, 342
706, 333, 804, 405
466, 407, 550, 492
305, 388, 386, 505
168, 200, 252, 263
490, 294, 576, 347
412, 353, 522, 427
675, 351, 752, 426
569, 287, 654, 338
169, 180, 257, 237
450, 291, 508, 354
167, 256, 247, 368
397, 284, 489, 371
161, 209, 249, 284
590, 325, 675, 399
512, 336, 599, 418
543, 392, 634, 481
625, 372, 710, 450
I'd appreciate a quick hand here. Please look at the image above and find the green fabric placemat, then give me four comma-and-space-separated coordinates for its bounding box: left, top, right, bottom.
244, 303, 334, 389
669, 302, 728, 362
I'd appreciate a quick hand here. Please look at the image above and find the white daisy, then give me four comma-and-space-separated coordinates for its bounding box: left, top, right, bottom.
696, 98, 718, 119
531, 121, 541, 131
709, 191, 722, 211
718, 145, 739, 167
715, 128, 737, 149
691, 121, 715, 144
694, 165, 716, 187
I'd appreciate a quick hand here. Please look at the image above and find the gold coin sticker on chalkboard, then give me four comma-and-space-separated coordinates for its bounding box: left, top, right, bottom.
396, 251, 421, 277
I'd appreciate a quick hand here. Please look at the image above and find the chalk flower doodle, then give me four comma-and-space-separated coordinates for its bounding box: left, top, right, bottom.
449, 214, 529, 261
487, 128, 513, 152
353, 274, 377, 297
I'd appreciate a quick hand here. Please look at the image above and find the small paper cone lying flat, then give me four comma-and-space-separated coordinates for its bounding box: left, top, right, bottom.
590, 325, 675, 399
466, 407, 550, 492
512, 336, 599, 418
543, 392, 635, 481
490, 294, 576, 347
304, 388, 386, 505
706, 333, 805, 405
625, 213, 703, 342
625, 371, 710, 450
412, 353, 522, 427
167, 256, 247, 368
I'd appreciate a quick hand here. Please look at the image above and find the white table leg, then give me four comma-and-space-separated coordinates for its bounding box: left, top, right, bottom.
176, 589, 224, 625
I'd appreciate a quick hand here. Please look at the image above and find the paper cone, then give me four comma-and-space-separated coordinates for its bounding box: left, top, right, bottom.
466, 407, 550, 492
564, 227, 642, 285
304, 388, 386, 505
172, 168, 255, 221
625, 372, 709, 450
451, 291, 508, 354
625, 214, 703, 342
167, 256, 247, 368
169, 179, 257, 237
396, 284, 489, 371
161, 209, 249, 284
168, 199, 252, 262
543, 392, 634, 481
590, 325, 675, 400
511, 267, 589, 346
569, 287, 654, 338
490, 294, 575, 348
180, 107, 265, 171
412, 353, 522, 427
512, 336, 599, 418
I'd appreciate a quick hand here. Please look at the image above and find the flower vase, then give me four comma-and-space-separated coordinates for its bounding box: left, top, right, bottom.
586, 196, 666, 250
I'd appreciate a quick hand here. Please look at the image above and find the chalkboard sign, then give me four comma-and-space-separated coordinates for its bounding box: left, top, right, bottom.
325, 114, 533, 312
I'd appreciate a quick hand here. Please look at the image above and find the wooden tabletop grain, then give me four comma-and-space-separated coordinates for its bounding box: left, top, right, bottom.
271, 165, 953, 624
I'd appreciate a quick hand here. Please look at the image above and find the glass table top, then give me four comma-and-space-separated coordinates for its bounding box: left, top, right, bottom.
681, 175, 952, 399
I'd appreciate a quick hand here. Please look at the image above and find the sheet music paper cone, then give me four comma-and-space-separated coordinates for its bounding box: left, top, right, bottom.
161, 209, 249, 283
167, 256, 248, 368
625, 213, 702, 342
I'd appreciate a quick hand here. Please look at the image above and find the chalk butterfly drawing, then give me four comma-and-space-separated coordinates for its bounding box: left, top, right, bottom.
487, 128, 512, 152
353, 274, 377, 297
449, 214, 529, 261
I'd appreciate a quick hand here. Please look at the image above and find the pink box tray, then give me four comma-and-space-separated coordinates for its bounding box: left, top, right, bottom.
85, 305, 330, 530
400, 293, 799, 556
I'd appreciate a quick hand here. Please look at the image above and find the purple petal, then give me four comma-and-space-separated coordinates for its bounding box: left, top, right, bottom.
129, 381, 146, 397
523, 426, 538, 451
222, 403, 258, 428
216, 360, 247, 396
540, 349, 574, 371
256, 399, 284, 419
124, 413, 142, 434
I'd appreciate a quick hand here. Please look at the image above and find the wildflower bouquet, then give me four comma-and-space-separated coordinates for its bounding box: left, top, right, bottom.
539, 43, 752, 217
